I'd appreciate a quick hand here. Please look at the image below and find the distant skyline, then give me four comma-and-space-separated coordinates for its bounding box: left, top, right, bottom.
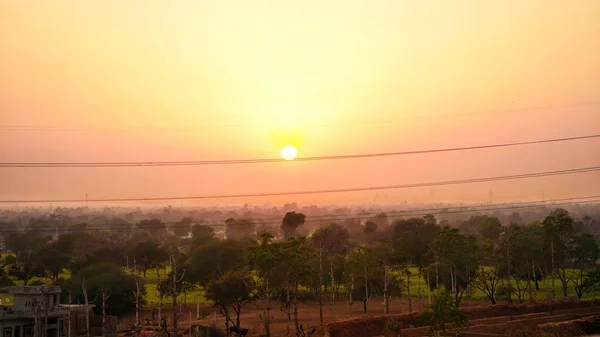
1, 0, 599, 204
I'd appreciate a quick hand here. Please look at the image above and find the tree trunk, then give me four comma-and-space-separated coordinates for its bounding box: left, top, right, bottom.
285, 285, 291, 335
172, 254, 178, 337
44, 291, 49, 337
156, 269, 162, 326
406, 270, 412, 312
330, 259, 336, 311
68, 292, 72, 337
293, 282, 299, 332
82, 278, 90, 337
551, 241, 555, 298
383, 264, 389, 314
34, 311, 39, 337
434, 255, 439, 290
318, 242, 324, 328
417, 268, 422, 311
265, 278, 271, 337
135, 280, 140, 330
235, 305, 241, 336
102, 286, 106, 337
561, 266, 568, 297
348, 276, 355, 316
364, 265, 369, 313
427, 271, 432, 305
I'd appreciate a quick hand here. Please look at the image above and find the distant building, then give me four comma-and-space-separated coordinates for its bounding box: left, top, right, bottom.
0, 286, 94, 337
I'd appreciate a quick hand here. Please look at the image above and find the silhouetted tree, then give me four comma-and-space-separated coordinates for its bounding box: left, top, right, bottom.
281, 212, 306, 240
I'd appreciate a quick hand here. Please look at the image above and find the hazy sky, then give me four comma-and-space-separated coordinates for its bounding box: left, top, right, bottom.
1, 0, 599, 205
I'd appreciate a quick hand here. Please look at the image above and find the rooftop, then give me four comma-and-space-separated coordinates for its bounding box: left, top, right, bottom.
9, 286, 61, 295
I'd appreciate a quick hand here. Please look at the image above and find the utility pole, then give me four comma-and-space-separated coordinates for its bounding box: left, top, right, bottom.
551, 241, 555, 298
85, 194, 88, 208
68, 292, 72, 337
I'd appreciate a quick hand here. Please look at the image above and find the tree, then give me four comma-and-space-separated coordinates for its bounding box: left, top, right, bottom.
542, 208, 575, 297
225, 218, 255, 240
35, 247, 70, 281
459, 215, 501, 240
205, 271, 254, 337
373, 239, 400, 314
392, 217, 440, 268
281, 212, 306, 240
158, 245, 187, 337
374, 212, 388, 228
172, 217, 193, 237
245, 234, 280, 336
420, 291, 468, 337
477, 217, 503, 242
429, 227, 479, 305
187, 240, 245, 285
190, 224, 215, 247
346, 246, 379, 313
309, 223, 350, 309
507, 224, 546, 302
5, 253, 45, 286
472, 240, 502, 304
137, 219, 167, 238
574, 267, 600, 300
60, 263, 145, 316
130, 241, 168, 278
569, 233, 599, 299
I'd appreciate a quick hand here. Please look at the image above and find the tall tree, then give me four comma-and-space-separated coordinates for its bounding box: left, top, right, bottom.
206, 271, 254, 337
542, 208, 575, 297
569, 233, 599, 299
130, 241, 168, 278
429, 227, 479, 305
309, 223, 351, 309
281, 212, 306, 240
187, 240, 245, 285
472, 240, 502, 304
225, 218, 255, 240
60, 263, 145, 316
172, 217, 193, 237
137, 219, 167, 238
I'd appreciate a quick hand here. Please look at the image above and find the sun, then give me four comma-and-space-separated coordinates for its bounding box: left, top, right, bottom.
281, 145, 298, 160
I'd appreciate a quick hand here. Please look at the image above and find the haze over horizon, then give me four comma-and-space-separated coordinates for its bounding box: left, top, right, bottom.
1, 0, 599, 205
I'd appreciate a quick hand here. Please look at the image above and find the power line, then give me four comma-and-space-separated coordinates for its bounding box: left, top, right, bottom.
1, 166, 598, 204
2, 134, 599, 168
19, 194, 600, 227
5, 197, 599, 234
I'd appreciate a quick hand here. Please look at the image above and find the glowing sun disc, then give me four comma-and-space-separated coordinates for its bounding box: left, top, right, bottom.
281, 145, 298, 160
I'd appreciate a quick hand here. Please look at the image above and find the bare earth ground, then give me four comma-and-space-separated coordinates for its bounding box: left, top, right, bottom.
119, 297, 489, 337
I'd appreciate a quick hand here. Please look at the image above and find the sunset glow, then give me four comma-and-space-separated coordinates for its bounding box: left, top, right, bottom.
0, 0, 598, 204
281, 145, 298, 161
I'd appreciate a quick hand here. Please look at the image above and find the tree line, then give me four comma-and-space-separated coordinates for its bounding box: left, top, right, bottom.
0, 208, 599, 337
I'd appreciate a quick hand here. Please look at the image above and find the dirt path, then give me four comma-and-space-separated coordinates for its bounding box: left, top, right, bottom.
119, 297, 489, 337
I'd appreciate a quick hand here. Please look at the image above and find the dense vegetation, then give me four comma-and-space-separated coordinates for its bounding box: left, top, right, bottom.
0, 203, 599, 336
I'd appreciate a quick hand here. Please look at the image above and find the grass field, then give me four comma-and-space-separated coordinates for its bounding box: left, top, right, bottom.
7, 264, 599, 307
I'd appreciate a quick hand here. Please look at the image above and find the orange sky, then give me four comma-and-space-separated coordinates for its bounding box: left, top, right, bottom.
1, 0, 599, 205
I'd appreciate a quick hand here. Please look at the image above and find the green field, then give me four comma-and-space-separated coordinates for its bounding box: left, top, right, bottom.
7, 265, 599, 307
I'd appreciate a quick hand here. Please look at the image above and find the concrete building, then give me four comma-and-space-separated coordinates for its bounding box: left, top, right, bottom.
0, 286, 64, 337
0, 286, 93, 337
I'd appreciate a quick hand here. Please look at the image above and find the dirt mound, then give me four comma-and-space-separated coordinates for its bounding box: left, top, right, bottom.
538, 315, 600, 337
323, 299, 600, 337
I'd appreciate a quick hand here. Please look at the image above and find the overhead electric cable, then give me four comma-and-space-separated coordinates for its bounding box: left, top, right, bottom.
1, 166, 598, 204
5, 197, 600, 234
2, 134, 599, 168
